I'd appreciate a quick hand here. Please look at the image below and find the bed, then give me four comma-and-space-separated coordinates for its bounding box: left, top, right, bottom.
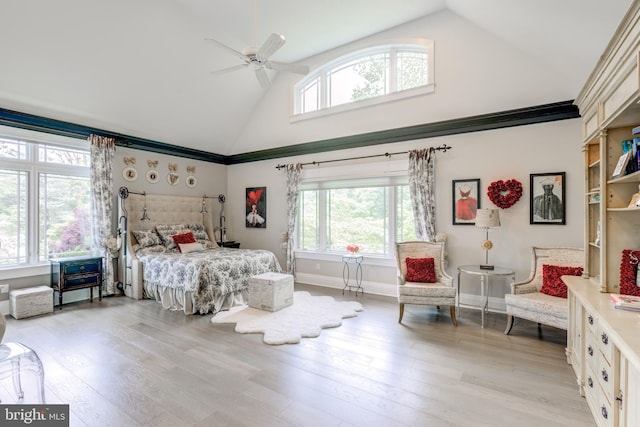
119, 193, 282, 314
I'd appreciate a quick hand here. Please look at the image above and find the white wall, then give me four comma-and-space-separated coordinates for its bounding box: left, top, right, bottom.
231, 9, 575, 154
227, 117, 584, 310
223, 8, 585, 310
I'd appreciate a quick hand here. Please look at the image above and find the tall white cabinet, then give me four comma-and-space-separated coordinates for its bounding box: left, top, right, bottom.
569, 1, 640, 426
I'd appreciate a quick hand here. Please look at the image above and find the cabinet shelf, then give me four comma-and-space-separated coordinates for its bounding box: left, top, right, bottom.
607, 206, 640, 212
588, 159, 601, 168
608, 169, 640, 184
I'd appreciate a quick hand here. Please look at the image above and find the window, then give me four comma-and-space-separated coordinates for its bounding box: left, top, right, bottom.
297, 169, 417, 256
293, 39, 434, 117
0, 133, 91, 268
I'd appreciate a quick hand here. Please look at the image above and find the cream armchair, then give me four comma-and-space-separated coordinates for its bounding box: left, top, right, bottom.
504, 247, 584, 335
395, 241, 457, 326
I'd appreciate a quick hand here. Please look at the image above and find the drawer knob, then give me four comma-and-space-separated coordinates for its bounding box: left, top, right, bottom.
587, 345, 593, 356
587, 377, 593, 388
601, 333, 608, 345
80, 265, 85, 271
601, 369, 608, 382
588, 315, 594, 325
601, 406, 608, 420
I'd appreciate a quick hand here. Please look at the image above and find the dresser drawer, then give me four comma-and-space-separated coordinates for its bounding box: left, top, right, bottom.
596, 354, 615, 404
585, 329, 599, 371
64, 273, 100, 289
584, 365, 614, 427
596, 323, 615, 365
585, 308, 597, 335
62, 259, 101, 275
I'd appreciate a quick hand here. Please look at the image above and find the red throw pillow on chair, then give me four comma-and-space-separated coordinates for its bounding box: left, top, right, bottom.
540, 264, 583, 298
405, 257, 436, 283
172, 232, 196, 252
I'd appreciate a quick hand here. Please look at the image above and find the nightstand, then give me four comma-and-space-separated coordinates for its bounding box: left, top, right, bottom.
217, 241, 240, 248
50, 256, 103, 309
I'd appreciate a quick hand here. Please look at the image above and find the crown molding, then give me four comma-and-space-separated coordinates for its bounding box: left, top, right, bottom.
0, 100, 578, 165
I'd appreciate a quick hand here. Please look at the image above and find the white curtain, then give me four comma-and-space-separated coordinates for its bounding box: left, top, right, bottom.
89, 135, 117, 295
408, 148, 436, 241
285, 163, 303, 274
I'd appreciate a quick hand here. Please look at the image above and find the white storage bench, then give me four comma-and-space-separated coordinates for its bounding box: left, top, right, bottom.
10, 286, 54, 319
248, 272, 294, 312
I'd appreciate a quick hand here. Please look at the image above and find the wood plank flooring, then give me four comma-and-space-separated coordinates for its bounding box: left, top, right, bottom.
1, 284, 594, 427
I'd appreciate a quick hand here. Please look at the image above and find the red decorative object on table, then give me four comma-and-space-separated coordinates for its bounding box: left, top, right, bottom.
620, 249, 640, 296
347, 244, 360, 254
487, 179, 523, 209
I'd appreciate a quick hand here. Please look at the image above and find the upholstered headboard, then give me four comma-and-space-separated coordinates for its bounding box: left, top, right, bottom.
118, 193, 217, 299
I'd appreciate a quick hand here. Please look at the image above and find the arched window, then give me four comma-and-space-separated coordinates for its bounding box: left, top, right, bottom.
293, 39, 434, 119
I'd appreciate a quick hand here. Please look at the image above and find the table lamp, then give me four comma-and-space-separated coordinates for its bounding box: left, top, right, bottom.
475, 208, 501, 270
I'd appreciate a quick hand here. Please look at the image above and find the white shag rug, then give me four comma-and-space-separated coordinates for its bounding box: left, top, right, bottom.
210, 291, 363, 345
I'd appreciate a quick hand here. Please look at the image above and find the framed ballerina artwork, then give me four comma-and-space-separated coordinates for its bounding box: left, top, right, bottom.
452, 179, 480, 225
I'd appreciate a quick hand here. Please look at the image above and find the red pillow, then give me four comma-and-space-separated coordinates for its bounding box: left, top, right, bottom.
405, 257, 436, 283
540, 264, 583, 298
172, 232, 196, 252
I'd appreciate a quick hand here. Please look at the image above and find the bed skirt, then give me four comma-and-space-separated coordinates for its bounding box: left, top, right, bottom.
143, 281, 248, 315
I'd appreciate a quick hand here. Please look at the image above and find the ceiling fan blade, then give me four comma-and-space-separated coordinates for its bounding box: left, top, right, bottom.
257, 33, 285, 60
254, 67, 271, 89
267, 61, 309, 75
210, 63, 249, 75
205, 38, 247, 62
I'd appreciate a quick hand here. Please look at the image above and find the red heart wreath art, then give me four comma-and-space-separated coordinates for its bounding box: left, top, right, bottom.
487, 179, 523, 209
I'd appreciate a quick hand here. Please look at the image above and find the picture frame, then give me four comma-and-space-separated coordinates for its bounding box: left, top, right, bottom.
530, 172, 566, 225
246, 187, 267, 228
185, 175, 197, 188
146, 169, 159, 184
452, 179, 480, 225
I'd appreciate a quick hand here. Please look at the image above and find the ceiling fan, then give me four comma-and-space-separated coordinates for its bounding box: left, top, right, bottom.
206, 33, 309, 89
206, 0, 308, 88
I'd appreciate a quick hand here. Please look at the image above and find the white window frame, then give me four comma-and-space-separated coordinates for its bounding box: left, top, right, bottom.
0, 126, 89, 279
294, 160, 413, 267
291, 38, 434, 122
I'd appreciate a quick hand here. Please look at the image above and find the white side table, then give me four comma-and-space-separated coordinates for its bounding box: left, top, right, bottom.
457, 265, 515, 328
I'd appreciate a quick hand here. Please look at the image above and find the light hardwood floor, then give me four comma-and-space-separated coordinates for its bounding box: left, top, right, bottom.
2, 284, 594, 427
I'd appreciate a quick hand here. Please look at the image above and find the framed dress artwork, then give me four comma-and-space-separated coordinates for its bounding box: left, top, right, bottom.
530, 172, 566, 225
452, 179, 480, 225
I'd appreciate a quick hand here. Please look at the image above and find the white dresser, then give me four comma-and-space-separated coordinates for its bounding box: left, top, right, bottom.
565, 277, 640, 427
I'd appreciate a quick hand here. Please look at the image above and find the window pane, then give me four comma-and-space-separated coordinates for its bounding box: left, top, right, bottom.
301, 78, 319, 113
0, 138, 28, 160
39, 173, 92, 260
39, 145, 90, 166
0, 170, 28, 265
299, 190, 319, 250
397, 185, 418, 241
327, 187, 388, 254
329, 54, 389, 107
397, 51, 428, 91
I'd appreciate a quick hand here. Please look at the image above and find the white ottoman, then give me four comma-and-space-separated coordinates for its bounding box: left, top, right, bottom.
10, 286, 54, 319
248, 272, 294, 312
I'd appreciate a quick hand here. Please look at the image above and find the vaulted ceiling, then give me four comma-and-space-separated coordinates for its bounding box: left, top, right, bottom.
0, 0, 632, 156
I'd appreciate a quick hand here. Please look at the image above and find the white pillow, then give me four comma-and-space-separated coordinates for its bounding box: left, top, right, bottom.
178, 242, 205, 253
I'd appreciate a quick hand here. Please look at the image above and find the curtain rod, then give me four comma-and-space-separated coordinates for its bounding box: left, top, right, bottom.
274, 144, 451, 170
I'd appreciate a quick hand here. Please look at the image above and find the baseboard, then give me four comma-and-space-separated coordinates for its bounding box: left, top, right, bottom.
294, 272, 507, 313
295, 272, 396, 297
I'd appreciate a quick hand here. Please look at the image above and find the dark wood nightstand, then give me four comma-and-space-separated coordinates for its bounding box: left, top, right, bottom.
217, 241, 240, 248
50, 256, 103, 309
